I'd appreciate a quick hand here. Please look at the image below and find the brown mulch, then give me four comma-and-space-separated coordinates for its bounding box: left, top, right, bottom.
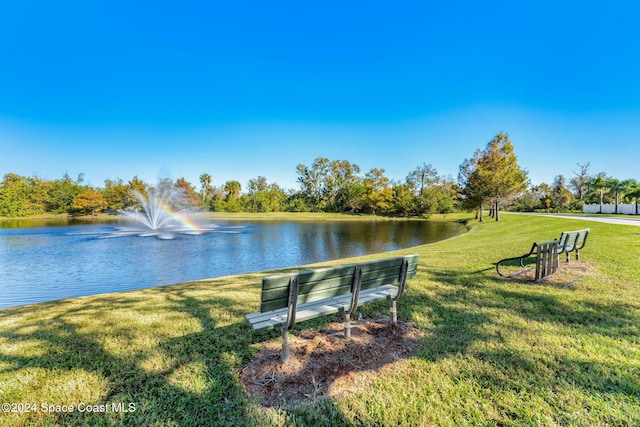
240, 317, 421, 407
503, 260, 594, 287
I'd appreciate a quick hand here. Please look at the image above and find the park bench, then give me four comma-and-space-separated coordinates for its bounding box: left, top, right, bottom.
245, 254, 419, 361
557, 229, 589, 262
496, 240, 559, 281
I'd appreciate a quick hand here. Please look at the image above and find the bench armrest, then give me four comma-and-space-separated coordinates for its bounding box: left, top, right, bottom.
496, 243, 537, 276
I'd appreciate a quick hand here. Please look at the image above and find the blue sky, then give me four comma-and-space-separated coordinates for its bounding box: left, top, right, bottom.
1, 1, 639, 191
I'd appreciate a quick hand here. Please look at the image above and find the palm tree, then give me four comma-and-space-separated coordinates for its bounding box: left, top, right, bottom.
199, 173, 212, 207
623, 179, 640, 214
608, 178, 621, 214
223, 180, 241, 201
607, 178, 634, 214
588, 173, 608, 213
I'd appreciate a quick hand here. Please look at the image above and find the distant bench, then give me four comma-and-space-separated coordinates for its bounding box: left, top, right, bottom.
495, 228, 590, 281
245, 254, 419, 361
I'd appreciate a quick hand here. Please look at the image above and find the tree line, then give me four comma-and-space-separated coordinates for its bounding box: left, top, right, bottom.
1, 132, 638, 218
0, 163, 459, 217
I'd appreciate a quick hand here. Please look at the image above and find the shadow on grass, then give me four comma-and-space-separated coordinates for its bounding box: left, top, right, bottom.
1, 262, 638, 426
406, 266, 640, 413
0, 292, 262, 426
0, 272, 365, 426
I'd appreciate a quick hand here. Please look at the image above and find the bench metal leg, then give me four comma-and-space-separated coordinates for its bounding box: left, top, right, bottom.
282, 326, 290, 362
344, 312, 351, 339
390, 299, 397, 324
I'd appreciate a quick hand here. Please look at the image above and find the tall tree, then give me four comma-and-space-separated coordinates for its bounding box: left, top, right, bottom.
459, 132, 527, 221
223, 180, 241, 201
295, 157, 364, 212
199, 173, 212, 208
296, 157, 331, 211
247, 176, 269, 194
175, 177, 202, 210
126, 176, 149, 210
296, 157, 332, 211
45, 173, 86, 214
363, 168, 392, 215
586, 172, 609, 212
551, 175, 574, 210
458, 149, 488, 221
570, 162, 591, 200
606, 178, 636, 214
406, 163, 438, 214
427, 177, 459, 215
624, 179, 640, 214
607, 178, 622, 214
0, 173, 46, 216
245, 176, 287, 212
339, 181, 367, 213
391, 182, 415, 216
483, 133, 528, 220
101, 179, 130, 211
330, 160, 361, 212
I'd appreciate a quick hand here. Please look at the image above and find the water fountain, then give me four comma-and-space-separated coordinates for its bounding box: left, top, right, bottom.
104, 188, 235, 239
121, 189, 182, 230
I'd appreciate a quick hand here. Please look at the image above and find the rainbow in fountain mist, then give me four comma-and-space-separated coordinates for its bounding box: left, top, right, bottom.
105, 189, 232, 239
121, 190, 202, 232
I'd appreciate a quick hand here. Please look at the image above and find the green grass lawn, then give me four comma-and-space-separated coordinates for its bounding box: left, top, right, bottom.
1, 214, 639, 426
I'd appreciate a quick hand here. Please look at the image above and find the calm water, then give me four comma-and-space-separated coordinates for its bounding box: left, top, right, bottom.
0, 218, 461, 309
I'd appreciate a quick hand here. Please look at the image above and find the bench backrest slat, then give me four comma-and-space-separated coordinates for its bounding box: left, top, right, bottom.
558, 229, 589, 251
259, 254, 418, 313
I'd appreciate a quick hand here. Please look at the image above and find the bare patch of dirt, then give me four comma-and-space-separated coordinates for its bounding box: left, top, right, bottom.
505, 260, 595, 287
240, 317, 421, 407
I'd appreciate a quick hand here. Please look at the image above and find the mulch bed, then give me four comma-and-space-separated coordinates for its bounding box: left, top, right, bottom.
240, 317, 421, 407
503, 260, 594, 287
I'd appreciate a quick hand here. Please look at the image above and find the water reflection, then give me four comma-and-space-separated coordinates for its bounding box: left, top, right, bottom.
0, 218, 461, 309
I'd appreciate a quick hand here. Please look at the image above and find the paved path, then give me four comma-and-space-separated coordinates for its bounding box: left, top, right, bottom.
504, 212, 640, 227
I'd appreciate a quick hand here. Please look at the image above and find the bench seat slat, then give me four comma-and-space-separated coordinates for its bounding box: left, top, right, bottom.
246, 298, 343, 324
247, 284, 398, 324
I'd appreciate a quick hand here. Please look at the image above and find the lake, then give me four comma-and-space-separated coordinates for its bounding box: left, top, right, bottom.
0, 218, 462, 309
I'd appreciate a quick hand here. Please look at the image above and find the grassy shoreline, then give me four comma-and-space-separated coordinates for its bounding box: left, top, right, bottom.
1, 214, 638, 426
